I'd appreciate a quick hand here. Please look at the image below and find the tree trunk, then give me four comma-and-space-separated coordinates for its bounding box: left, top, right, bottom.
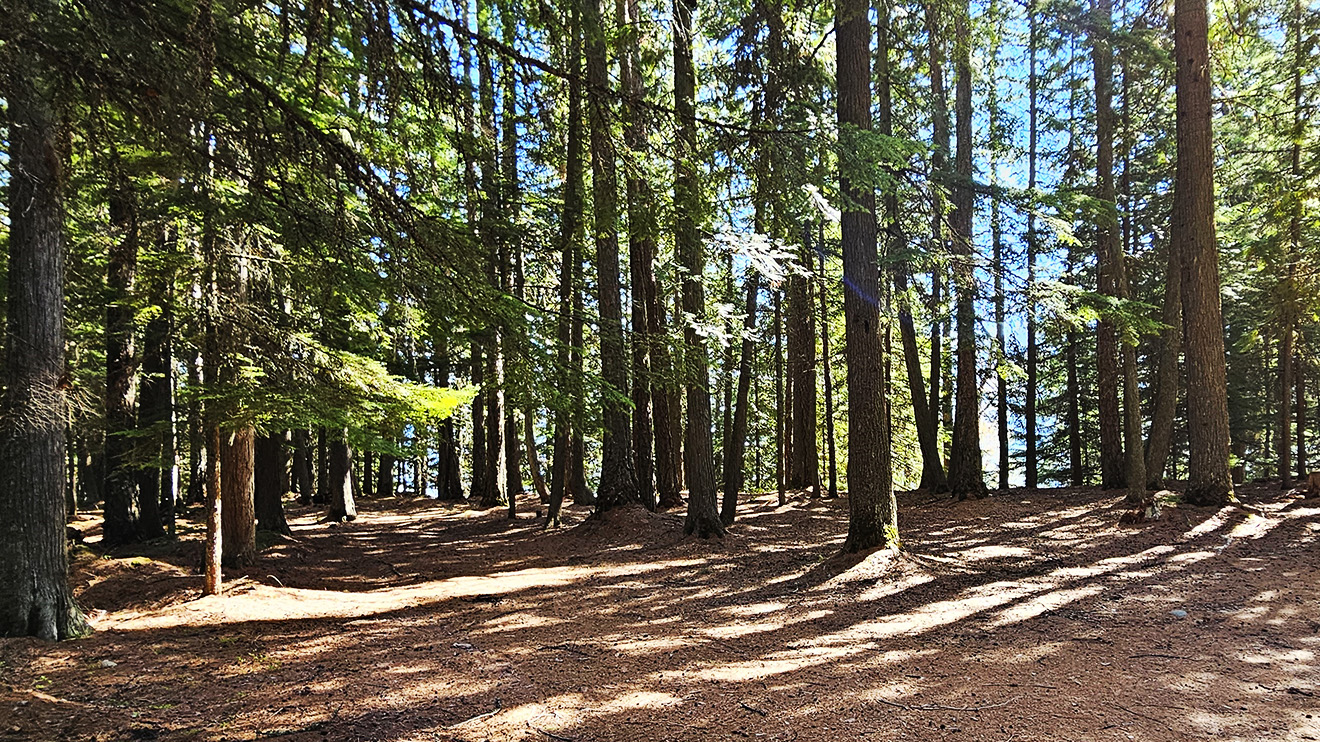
774, 290, 786, 505
326, 432, 357, 522
293, 429, 314, 505
925, 0, 949, 462
586, 0, 639, 512
470, 343, 487, 501
947, 0, 985, 500
434, 342, 465, 501
674, 0, 723, 538
1297, 354, 1307, 477
1174, 0, 1233, 505
138, 246, 173, 538
220, 427, 257, 566
1280, 0, 1303, 487
102, 159, 142, 545
721, 274, 760, 524
0, 31, 91, 637
839, 0, 898, 551
787, 230, 819, 494
315, 426, 330, 504
376, 452, 396, 498
254, 431, 291, 536
819, 238, 838, 500
1146, 240, 1182, 488
1025, 0, 1039, 489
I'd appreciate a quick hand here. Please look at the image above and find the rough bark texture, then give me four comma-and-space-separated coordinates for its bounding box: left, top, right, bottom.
1297, 355, 1307, 477
924, 0, 949, 471
137, 255, 173, 538
1174, 0, 1233, 506
0, 23, 91, 637
839, 0, 897, 551
585, 0, 639, 512
548, 2, 583, 529
326, 433, 357, 522
675, 0, 723, 538
376, 453, 396, 498
255, 432, 291, 536
946, 0, 986, 501
819, 243, 839, 500
220, 427, 257, 566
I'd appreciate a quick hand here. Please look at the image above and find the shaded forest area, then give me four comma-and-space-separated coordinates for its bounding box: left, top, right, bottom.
2, 0, 1319, 736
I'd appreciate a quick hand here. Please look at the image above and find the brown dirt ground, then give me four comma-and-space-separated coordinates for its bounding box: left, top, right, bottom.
2, 483, 1319, 742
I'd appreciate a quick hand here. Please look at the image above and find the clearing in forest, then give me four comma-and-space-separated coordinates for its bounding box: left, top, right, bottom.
2, 484, 1319, 742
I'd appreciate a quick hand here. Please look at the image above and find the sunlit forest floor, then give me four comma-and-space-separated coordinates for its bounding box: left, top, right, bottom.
3, 483, 1320, 741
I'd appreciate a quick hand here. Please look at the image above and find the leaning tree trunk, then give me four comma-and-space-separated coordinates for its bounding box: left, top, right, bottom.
721, 274, 760, 524
839, 0, 898, 551
1174, 0, 1233, 506
0, 26, 92, 638
1145, 240, 1182, 488
674, 0, 723, 538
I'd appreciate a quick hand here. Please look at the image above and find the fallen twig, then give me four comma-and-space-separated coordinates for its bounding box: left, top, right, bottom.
740, 701, 767, 716
1129, 653, 1190, 660
538, 643, 594, 657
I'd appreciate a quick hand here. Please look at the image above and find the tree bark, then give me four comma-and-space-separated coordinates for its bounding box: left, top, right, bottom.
819, 237, 838, 500
924, 0, 949, 464
220, 427, 257, 566
674, 0, 723, 537
585, 0, 639, 512
138, 243, 173, 538
774, 290, 786, 506
839, 0, 898, 551
787, 231, 819, 494
1093, 0, 1125, 492
947, 0, 985, 500
254, 431, 291, 536
1146, 240, 1182, 488
0, 25, 91, 637
721, 274, 760, 524
102, 158, 142, 545
1174, 0, 1233, 505
1025, 0, 1039, 489
326, 432, 357, 522
293, 429, 314, 505
1297, 354, 1307, 477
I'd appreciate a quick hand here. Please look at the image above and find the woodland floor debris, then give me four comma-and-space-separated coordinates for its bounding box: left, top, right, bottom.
2, 482, 1319, 742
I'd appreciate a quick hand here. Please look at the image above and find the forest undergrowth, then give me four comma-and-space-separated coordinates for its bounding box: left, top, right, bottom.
2, 484, 1319, 742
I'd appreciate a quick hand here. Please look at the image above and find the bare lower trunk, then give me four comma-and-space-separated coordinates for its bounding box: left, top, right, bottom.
721, 274, 759, 524
255, 431, 291, 536
220, 427, 256, 566
326, 432, 357, 522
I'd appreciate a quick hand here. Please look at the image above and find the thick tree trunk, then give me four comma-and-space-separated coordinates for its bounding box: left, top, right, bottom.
839, 0, 897, 551
326, 432, 357, 522
721, 274, 760, 524
1174, 0, 1233, 505
0, 33, 91, 637
674, 0, 723, 538
254, 431, 291, 536
947, 0, 985, 500
585, 0, 639, 512
376, 452, 396, 498
102, 164, 142, 545
220, 427, 257, 566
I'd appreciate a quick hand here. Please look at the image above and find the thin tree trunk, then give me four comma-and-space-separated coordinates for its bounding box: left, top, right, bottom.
1280, 0, 1303, 487
1174, 0, 1233, 505
316, 426, 329, 504
774, 290, 786, 506
377, 452, 396, 498
925, 0, 949, 457
1093, 0, 1125, 492
1297, 354, 1307, 477
293, 430, 314, 504
1146, 240, 1182, 488
524, 411, 550, 503
1025, 0, 1039, 490
138, 241, 173, 538
721, 273, 760, 524
819, 235, 838, 500
788, 227, 820, 494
